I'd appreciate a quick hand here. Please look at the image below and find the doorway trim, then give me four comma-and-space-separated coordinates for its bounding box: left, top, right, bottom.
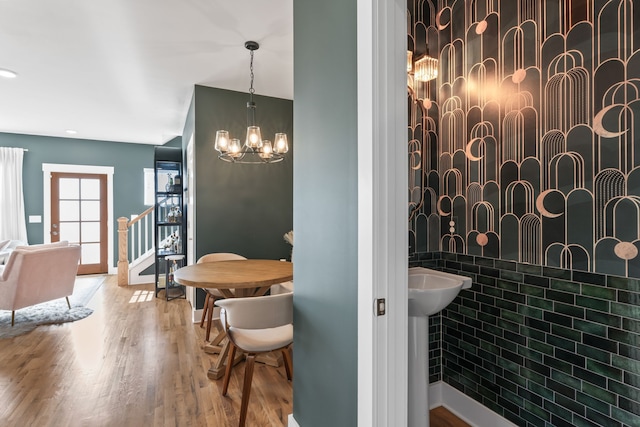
357, 0, 407, 425
43, 163, 115, 274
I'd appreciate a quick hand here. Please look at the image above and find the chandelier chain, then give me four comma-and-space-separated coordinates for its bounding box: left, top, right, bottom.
249, 50, 255, 96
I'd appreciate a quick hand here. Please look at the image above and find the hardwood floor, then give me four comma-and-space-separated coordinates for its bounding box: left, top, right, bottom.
430, 406, 471, 427
0, 275, 471, 427
0, 276, 291, 427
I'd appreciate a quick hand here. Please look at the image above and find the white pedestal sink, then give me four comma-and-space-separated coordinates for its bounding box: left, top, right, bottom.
408, 267, 472, 427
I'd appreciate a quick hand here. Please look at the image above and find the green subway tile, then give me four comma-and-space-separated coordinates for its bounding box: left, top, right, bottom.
551, 324, 581, 341
530, 339, 554, 355
548, 333, 575, 351
496, 259, 517, 271
577, 343, 611, 364
586, 359, 622, 381
518, 263, 542, 275
498, 357, 520, 374
543, 266, 572, 280
520, 366, 547, 386
500, 272, 523, 283
496, 298, 518, 312
521, 283, 545, 296
518, 346, 543, 362
572, 414, 603, 427
582, 383, 616, 407
477, 275, 496, 286
612, 354, 640, 375
502, 310, 524, 324
587, 309, 621, 328
497, 278, 519, 291
520, 408, 547, 427
582, 283, 617, 300
608, 379, 640, 403
519, 305, 543, 319
618, 290, 640, 305
551, 369, 582, 390
611, 407, 640, 427
544, 355, 573, 374
574, 319, 607, 336
458, 305, 477, 319
609, 327, 640, 347
555, 394, 585, 418
584, 408, 620, 427
611, 302, 640, 321
521, 325, 547, 341
551, 279, 581, 293
608, 275, 640, 291
529, 295, 553, 310
546, 289, 575, 304
576, 391, 611, 416
555, 302, 585, 318
577, 295, 610, 312
501, 387, 524, 406
528, 381, 554, 401
484, 286, 502, 297
543, 399, 573, 422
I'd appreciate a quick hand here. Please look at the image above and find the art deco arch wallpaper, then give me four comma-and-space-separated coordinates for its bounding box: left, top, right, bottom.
408, 0, 640, 279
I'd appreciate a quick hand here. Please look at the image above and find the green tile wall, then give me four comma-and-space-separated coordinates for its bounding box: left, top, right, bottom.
411, 252, 640, 427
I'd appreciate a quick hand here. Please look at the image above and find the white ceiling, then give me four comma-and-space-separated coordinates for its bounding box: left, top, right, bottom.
0, 0, 293, 145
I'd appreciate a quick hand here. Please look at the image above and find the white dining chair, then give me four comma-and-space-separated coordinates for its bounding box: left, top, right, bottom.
197, 253, 247, 342
216, 292, 293, 427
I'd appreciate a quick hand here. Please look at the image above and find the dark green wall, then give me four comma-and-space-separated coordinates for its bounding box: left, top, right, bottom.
293, 0, 358, 425
0, 132, 178, 266
192, 85, 293, 261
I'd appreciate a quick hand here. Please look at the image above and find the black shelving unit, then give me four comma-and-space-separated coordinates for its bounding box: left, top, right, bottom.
154, 147, 186, 300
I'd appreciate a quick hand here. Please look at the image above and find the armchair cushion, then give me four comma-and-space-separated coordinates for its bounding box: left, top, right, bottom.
0, 241, 81, 312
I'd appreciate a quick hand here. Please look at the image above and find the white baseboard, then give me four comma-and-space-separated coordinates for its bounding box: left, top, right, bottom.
429, 381, 516, 427
287, 413, 299, 427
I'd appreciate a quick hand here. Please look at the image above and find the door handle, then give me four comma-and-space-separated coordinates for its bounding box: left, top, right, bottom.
51, 231, 59, 236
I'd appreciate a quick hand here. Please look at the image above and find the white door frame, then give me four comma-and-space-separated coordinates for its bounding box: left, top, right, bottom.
42, 163, 115, 274
357, 0, 408, 425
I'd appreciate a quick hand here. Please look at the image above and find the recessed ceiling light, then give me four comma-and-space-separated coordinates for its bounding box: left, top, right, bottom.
65, 129, 78, 135
0, 68, 18, 79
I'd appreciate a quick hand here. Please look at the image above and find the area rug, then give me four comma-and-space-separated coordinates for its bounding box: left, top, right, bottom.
0, 275, 105, 339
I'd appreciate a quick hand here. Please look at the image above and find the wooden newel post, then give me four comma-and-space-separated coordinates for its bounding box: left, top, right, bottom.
117, 217, 129, 286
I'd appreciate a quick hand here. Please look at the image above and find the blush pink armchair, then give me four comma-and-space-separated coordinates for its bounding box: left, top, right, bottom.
0, 241, 81, 326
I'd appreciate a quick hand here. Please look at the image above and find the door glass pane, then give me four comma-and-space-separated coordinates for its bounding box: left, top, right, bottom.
81, 222, 100, 242
81, 201, 101, 221
60, 222, 80, 242
81, 179, 100, 200
82, 243, 100, 264
59, 178, 79, 199
59, 201, 80, 221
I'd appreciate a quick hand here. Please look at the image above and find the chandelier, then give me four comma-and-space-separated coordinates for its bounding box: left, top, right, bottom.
214, 41, 289, 164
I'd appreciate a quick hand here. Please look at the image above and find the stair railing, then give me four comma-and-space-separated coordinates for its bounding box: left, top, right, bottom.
117, 206, 155, 286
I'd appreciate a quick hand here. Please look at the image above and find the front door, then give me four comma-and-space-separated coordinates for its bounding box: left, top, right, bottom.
50, 172, 108, 275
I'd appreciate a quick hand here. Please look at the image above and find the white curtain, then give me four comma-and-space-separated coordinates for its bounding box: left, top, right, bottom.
0, 147, 28, 241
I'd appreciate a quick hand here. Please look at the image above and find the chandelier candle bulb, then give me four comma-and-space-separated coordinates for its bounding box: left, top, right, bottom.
260, 141, 273, 159
215, 130, 230, 152
229, 139, 242, 158
245, 125, 262, 148
274, 133, 289, 154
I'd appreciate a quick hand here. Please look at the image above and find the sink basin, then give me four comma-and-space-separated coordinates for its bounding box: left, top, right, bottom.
408, 267, 472, 316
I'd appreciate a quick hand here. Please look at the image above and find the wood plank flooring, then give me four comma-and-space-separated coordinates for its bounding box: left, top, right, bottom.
0, 276, 291, 427
0, 275, 471, 427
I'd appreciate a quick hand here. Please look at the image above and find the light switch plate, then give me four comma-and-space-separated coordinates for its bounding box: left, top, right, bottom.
28, 215, 42, 223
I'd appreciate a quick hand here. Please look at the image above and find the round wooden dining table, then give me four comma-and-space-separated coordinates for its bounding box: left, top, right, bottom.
174, 259, 293, 380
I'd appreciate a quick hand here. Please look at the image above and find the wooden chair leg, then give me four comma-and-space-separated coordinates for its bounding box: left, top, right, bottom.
200, 292, 210, 328
238, 354, 257, 427
65, 296, 71, 309
282, 346, 293, 381
205, 295, 216, 341
11, 311, 15, 327
222, 342, 237, 396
